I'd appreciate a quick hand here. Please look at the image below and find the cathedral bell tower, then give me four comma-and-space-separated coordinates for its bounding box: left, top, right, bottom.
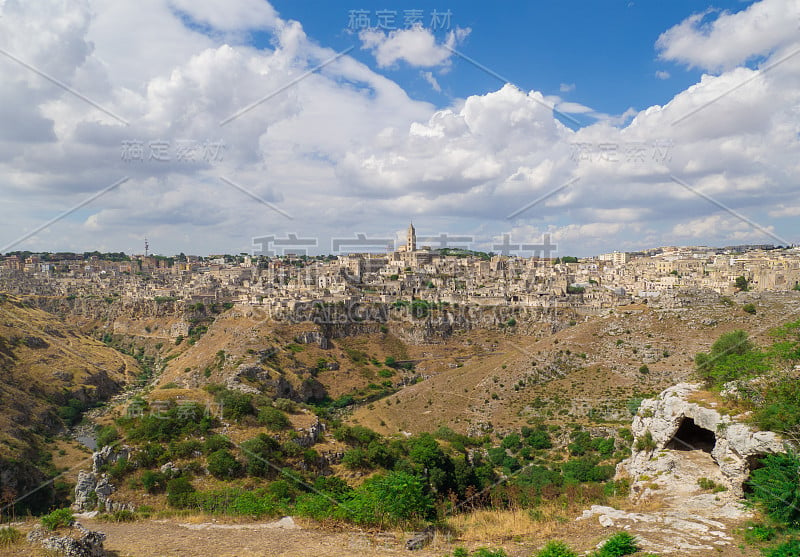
406, 222, 416, 253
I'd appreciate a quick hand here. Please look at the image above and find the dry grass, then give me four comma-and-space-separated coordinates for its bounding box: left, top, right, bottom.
687, 390, 745, 416
446, 499, 598, 543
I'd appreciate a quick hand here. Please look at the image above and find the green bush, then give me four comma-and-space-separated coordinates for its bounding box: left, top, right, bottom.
216, 389, 255, 421
746, 450, 800, 527
694, 330, 769, 387
743, 303, 757, 314
341, 471, 434, 527
763, 539, 800, 557
203, 434, 233, 454
188, 488, 283, 517
102, 509, 137, 522
95, 425, 119, 448
141, 470, 167, 493
742, 521, 776, 544
593, 531, 638, 556
258, 406, 290, 431
240, 434, 282, 477
166, 476, 195, 508
0, 527, 22, 548
753, 378, 800, 433
273, 398, 298, 413
634, 430, 657, 452
41, 508, 74, 530
207, 449, 242, 480
536, 540, 577, 557
342, 448, 372, 470
501, 433, 522, 452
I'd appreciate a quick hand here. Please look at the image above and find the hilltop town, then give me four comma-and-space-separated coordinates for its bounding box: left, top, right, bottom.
3, 225, 799, 314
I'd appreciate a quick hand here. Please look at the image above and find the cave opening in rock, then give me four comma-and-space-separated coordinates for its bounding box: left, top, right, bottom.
743, 454, 767, 495
665, 417, 716, 452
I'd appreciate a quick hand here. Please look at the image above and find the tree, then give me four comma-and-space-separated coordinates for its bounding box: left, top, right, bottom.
207, 449, 241, 480
735, 275, 750, 291
347, 471, 434, 526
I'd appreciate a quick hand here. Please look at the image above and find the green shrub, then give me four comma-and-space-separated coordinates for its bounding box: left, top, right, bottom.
536, 540, 577, 557
501, 433, 522, 452
742, 521, 776, 544
216, 389, 255, 421
753, 378, 800, 433
593, 531, 638, 556
341, 471, 434, 527
95, 425, 119, 448
342, 448, 371, 470
41, 508, 74, 530
746, 450, 800, 527
240, 434, 282, 477
634, 430, 657, 452
166, 476, 195, 508
763, 539, 800, 557
203, 434, 233, 454
0, 527, 22, 547
743, 303, 757, 314
141, 470, 167, 493
168, 439, 203, 459
273, 398, 298, 413
694, 330, 769, 387
102, 509, 137, 522
258, 406, 290, 431
207, 449, 242, 480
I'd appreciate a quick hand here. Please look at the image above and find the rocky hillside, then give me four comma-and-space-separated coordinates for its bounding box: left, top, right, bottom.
0, 293, 135, 513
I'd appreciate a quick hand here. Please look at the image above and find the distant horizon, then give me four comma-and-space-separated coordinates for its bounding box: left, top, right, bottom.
3, 241, 795, 261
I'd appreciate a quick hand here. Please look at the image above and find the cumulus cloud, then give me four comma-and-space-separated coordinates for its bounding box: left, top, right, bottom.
168, 0, 279, 31
655, 70, 671, 80
559, 83, 576, 93
656, 0, 800, 71
359, 25, 470, 68
1, 0, 798, 256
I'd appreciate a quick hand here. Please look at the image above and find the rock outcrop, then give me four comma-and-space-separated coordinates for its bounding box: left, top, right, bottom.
27, 521, 106, 557
73, 445, 135, 512
619, 383, 786, 497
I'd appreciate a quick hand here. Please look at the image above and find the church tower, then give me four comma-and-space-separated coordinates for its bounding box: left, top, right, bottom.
406, 222, 416, 253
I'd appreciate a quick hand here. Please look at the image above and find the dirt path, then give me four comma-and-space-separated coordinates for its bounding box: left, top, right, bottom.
69, 517, 443, 557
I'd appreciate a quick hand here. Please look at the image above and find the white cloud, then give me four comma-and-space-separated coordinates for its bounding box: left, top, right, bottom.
655, 70, 671, 80
420, 71, 442, 92
656, 0, 800, 71
168, 0, 279, 31
555, 101, 593, 114
359, 26, 470, 68
1, 0, 799, 256
559, 83, 576, 93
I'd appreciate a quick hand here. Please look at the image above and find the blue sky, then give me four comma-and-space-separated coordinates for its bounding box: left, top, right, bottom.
1, 0, 798, 256
268, 0, 752, 120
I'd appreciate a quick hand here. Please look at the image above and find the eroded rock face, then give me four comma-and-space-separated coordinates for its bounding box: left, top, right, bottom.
92, 444, 130, 474
73, 445, 135, 512
619, 383, 785, 497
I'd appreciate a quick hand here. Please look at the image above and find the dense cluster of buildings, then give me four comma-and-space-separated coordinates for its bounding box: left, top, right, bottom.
2, 225, 799, 313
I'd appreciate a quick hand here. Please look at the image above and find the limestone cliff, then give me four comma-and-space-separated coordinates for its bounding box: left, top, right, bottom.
618, 383, 786, 498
